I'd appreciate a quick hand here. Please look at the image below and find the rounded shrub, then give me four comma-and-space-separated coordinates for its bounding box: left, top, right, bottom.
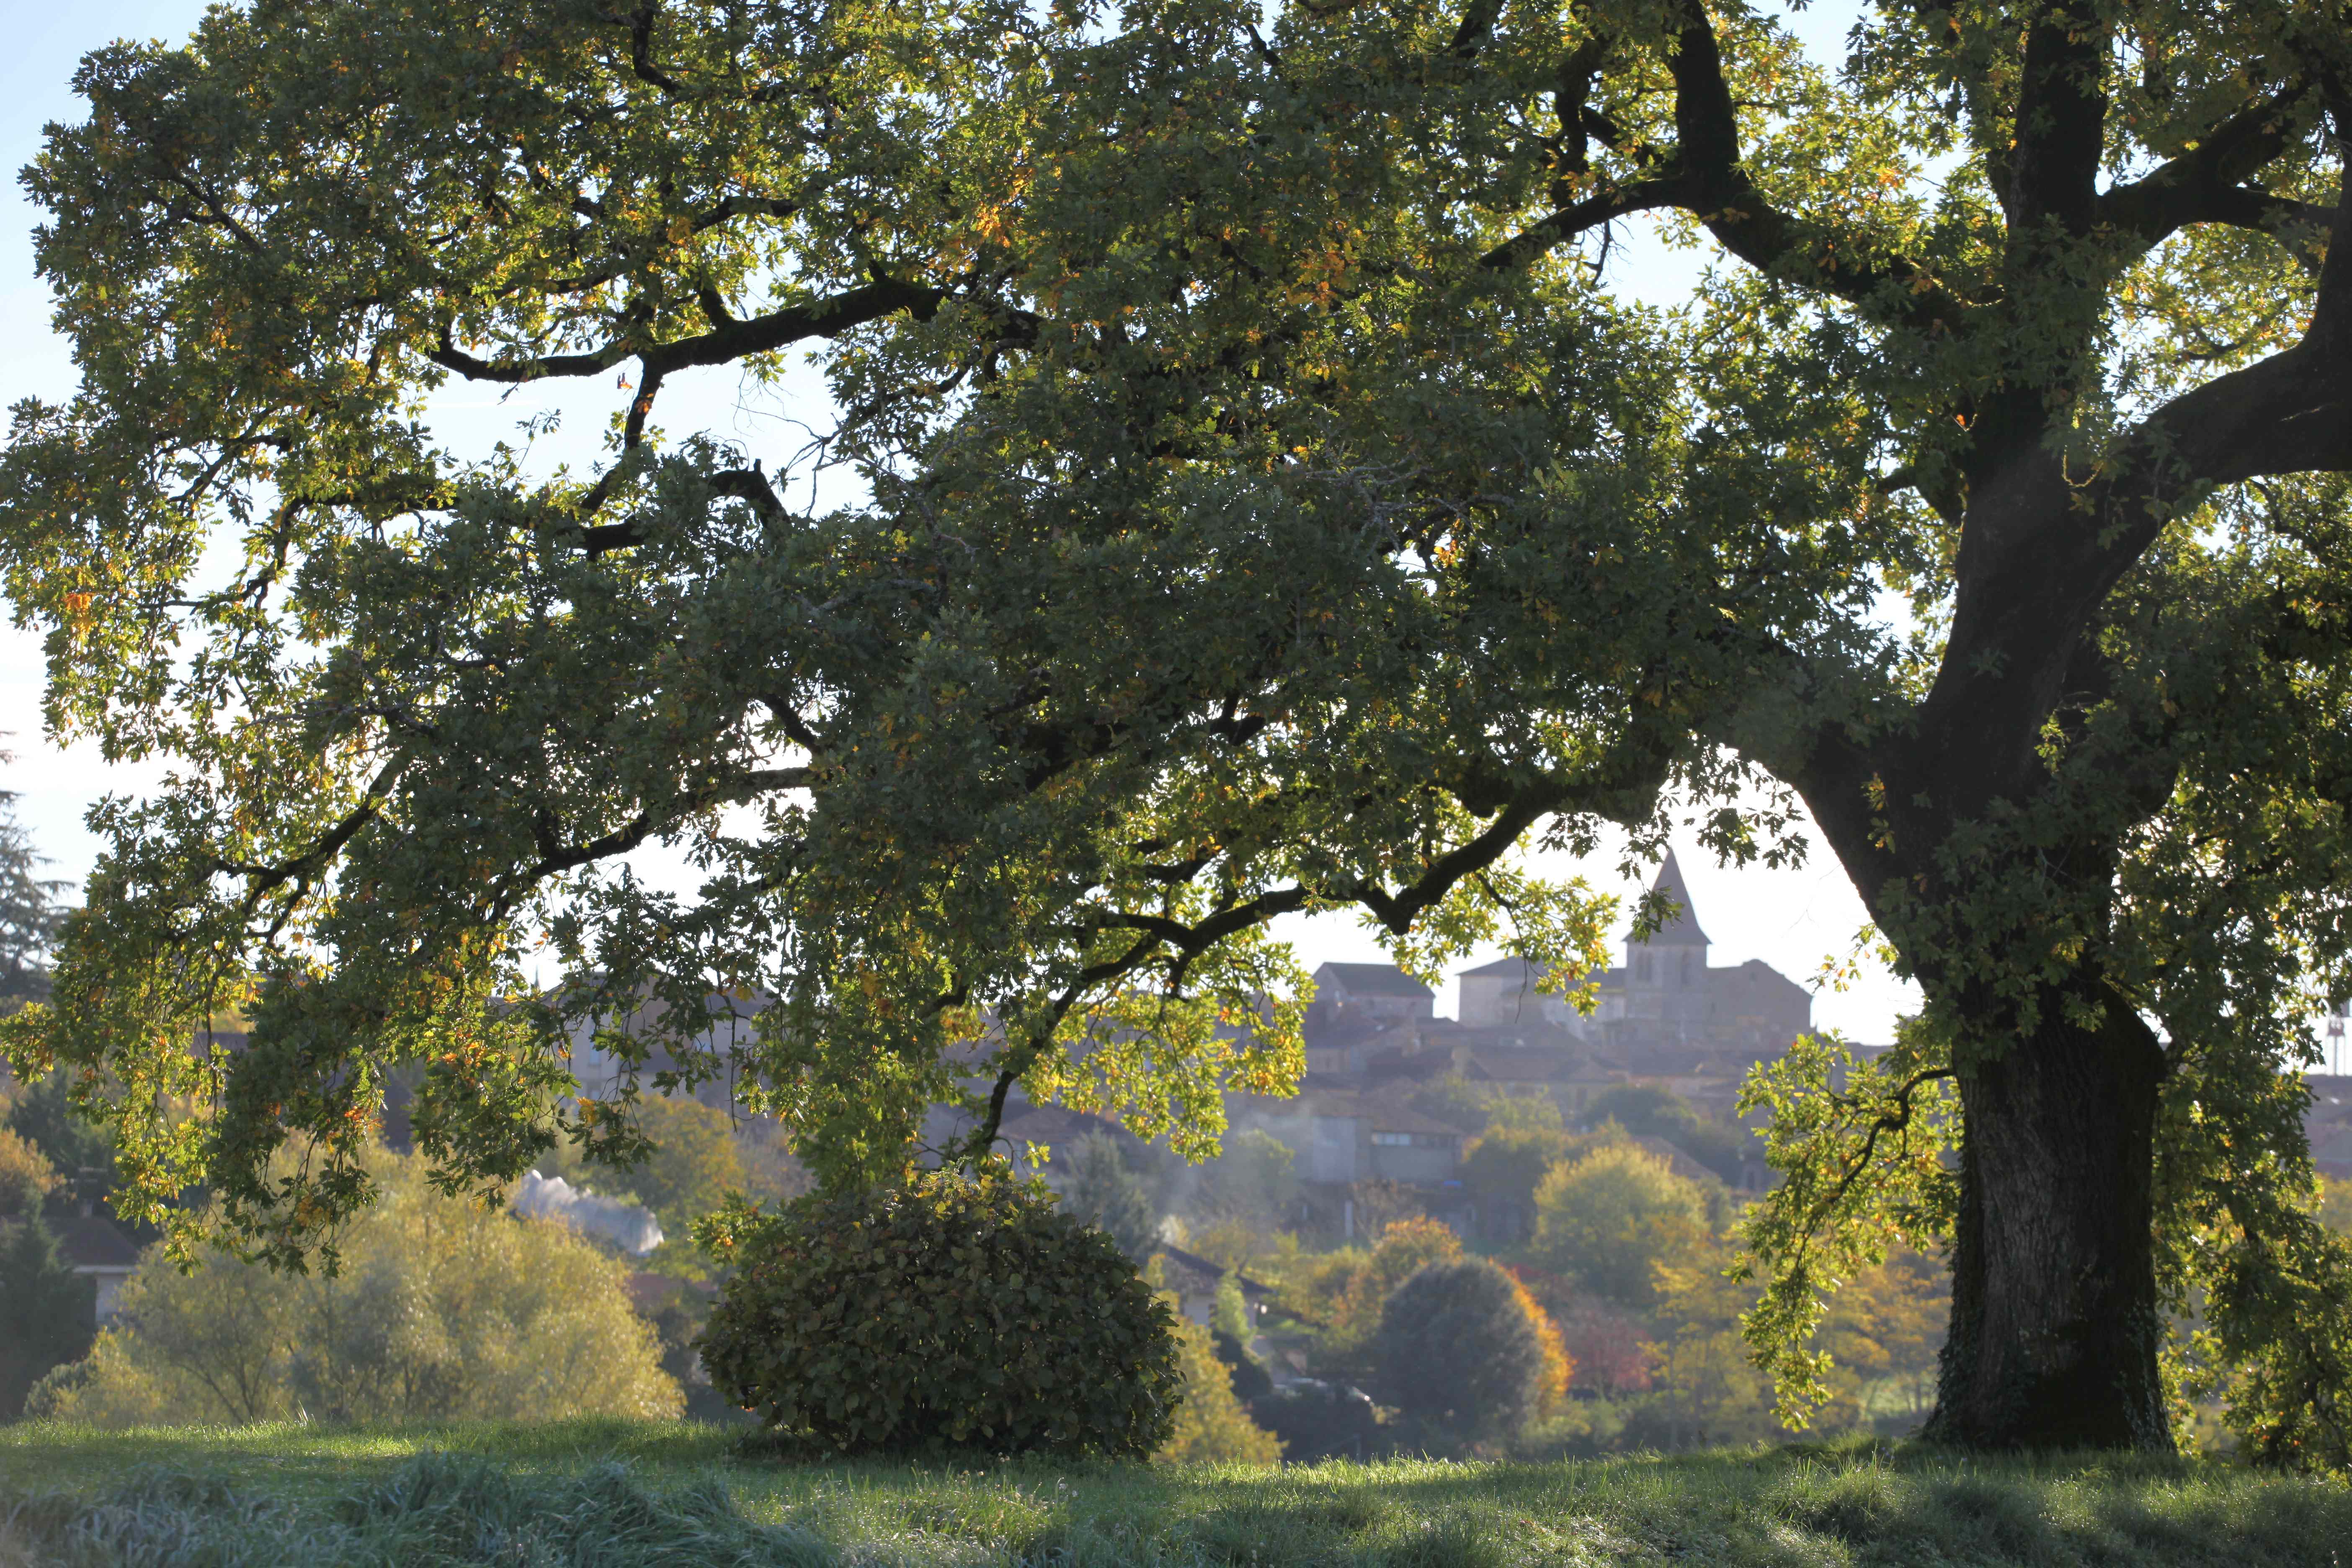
1373, 1258, 1548, 1439
697, 1168, 1180, 1457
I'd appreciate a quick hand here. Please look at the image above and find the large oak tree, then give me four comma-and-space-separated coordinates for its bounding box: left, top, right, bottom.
5, 0, 2352, 1456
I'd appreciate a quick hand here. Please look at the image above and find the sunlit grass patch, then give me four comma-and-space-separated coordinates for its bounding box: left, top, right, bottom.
1, 1422, 2345, 1565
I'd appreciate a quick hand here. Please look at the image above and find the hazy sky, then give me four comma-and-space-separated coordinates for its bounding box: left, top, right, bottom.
0, 2, 1920, 1037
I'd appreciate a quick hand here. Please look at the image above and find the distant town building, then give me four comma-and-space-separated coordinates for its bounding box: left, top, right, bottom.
1305, 963, 1439, 1030
2312, 1072, 2352, 1183
1295, 850, 1814, 1102
1217, 851, 1822, 1238
54, 1205, 139, 1324
1453, 849, 1812, 1075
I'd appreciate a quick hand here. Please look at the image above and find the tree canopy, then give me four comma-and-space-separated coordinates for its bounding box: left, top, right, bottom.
1533, 1139, 1710, 1306
3, 0, 2349, 1455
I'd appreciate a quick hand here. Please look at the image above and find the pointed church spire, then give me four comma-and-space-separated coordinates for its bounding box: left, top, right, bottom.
1643, 848, 1710, 946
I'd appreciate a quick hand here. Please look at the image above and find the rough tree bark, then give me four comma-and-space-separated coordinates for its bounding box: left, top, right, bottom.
1800, 722, 2182, 1449
1930, 983, 2172, 1448
1800, 668, 2182, 1452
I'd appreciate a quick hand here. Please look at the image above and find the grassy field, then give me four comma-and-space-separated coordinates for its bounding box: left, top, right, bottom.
0, 1420, 2344, 1567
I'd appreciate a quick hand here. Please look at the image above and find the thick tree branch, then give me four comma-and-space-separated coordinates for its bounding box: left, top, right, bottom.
1476, 6, 1961, 332
214, 756, 409, 931
622, 2, 687, 98
2144, 130, 2352, 488
426, 325, 631, 383
1447, 0, 1503, 59
2005, 2, 2111, 238
1903, 158, 2351, 815
1097, 886, 1319, 959
425, 278, 941, 386
954, 758, 1635, 1162
1661, 5, 1965, 335
577, 469, 777, 554
1354, 789, 1563, 934
2099, 83, 2320, 249
2146, 334, 2352, 489
518, 765, 812, 884
1478, 180, 1681, 273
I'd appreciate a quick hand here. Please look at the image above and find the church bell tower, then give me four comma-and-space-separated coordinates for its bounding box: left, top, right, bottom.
1625, 849, 1712, 1038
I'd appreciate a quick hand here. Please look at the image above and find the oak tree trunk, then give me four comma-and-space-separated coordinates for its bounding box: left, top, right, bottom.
1924, 980, 2172, 1450
1798, 720, 2177, 1450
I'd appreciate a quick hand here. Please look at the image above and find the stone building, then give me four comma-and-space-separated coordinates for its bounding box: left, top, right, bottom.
1244, 851, 1819, 1234
1452, 849, 1813, 1080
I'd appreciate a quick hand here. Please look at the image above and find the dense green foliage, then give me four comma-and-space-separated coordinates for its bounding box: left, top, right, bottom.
1274, 1217, 1470, 1355
6, 1423, 2351, 1568
2, 0, 2349, 1456
1373, 1259, 1551, 1442
1254, 1145, 1936, 1457
1581, 1086, 1753, 1184
2324, 1176, 2352, 1236
35, 1151, 679, 1426
696, 1169, 1179, 1457
1533, 1141, 1711, 1308
2, 1073, 113, 1191
0, 1206, 93, 1422
608, 1096, 745, 1235
0, 1119, 90, 1421
548, 1091, 750, 1278
1456, 1099, 1581, 1221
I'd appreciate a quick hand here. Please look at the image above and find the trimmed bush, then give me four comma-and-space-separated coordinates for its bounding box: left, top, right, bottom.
1373, 1259, 1548, 1439
697, 1168, 1180, 1457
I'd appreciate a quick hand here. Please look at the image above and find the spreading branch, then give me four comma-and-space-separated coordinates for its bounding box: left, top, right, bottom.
425, 279, 942, 387
2099, 83, 2324, 249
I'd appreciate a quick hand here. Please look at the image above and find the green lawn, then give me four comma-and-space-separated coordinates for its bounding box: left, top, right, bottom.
0, 1420, 2343, 1566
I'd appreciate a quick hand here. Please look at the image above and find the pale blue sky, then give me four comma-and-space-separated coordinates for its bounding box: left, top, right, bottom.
0, 1, 1918, 1037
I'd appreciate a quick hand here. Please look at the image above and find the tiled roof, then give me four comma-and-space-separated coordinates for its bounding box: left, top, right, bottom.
1708, 958, 1812, 1006
2306, 1073, 2352, 1106
1462, 1049, 1594, 1083
1630, 1135, 1720, 1185
1153, 1243, 1275, 1300
1360, 1048, 1455, 1086
1314, 962, 1434, 998
54, 1214, 140, 1273
1302, 1016, 1404, 1051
